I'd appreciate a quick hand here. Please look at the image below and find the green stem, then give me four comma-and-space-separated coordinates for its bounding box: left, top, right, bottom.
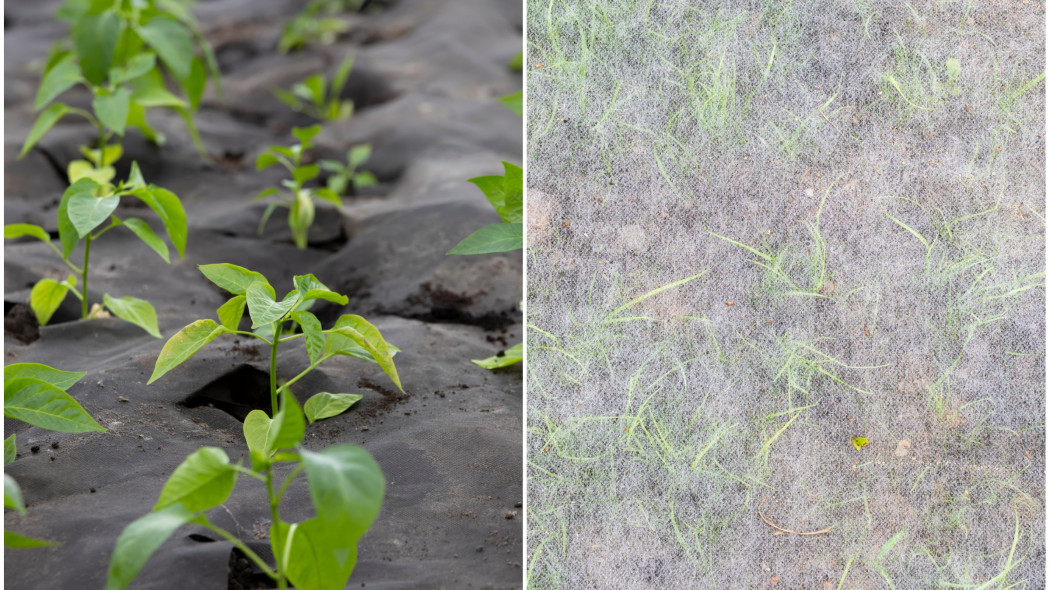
197, 519, 278, 581
274, 464, 305, 505
274, 354, 330, 396
266, 471, 289, 589
269, 326, 280, 416
231, 330, 273, 344
81, 233, 92, 318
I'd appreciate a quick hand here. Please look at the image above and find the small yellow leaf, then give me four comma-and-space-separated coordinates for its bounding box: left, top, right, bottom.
851, 437, 869, 450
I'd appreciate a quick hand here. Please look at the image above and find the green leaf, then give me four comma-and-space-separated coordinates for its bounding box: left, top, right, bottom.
242, 411, 271, 459
289, 191, 315, 250
154, 447, 237, 513
243, 392, 305, 458
331, 54, 355, 99
131, 187, 187, 258
103, 294, 161, 338
467, 175, 505, 213
57, 179, 95, 258
67, 190, 119, 238
851, 437, 869, 450
121, 218, 169, 263
126, 102, 164, 144
198, 264, 268, 296
4, 224, 51, 244
498, 90, 522, 116
181, 57, 207, 111
80, 144, 123, 167
500, 161, 523, 223
20, 103, 72, 159
3, 377, 105, 433
324, 316, 400, 363
284, 518, 358, 590
472, 342, 523, 369
216, 295, 246, 331
447, 222, 522, 255
106, 504, 193, 590
29, 278, 71, 326
300, 76, 326, 107
246, 282, 298, 328
292, 311, 325, 365
4, 530, 54, 548
93, 87, 131, 136
326, 175, 348, 196
68, 160, 116, 184
300, 444, 384, 536
5, 474, 25, 516
34, 55, 81, 110
256, 152, 279, 170
73, 9, 121, 85
126, 161, 146, 189
109, 52, 157, 85
4, 363, 85, 390
293, 274, 348, 306
149, 319, 229, 383
130, 84, 187, 108
324, 316, 402, 391
136, 17, 195, 81
293, 164, 320, 184
292, 125, 322, 146
254, 187, 279, 202
274, 87, 304, 111
313, 188, 342, 207
348, 144, 371, 168
304, 393, 363, 424
5, 434, 16, 466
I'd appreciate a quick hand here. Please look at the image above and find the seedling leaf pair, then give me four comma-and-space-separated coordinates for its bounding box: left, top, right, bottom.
448, 161, 524, 256
4, 363, 102, 548
274, 54, 356, 122
152, 264, 401, 406
449, 155, 524, 368
3, 364, 103, 434
5, 171, 185, 336
23, 0, 221, 162
109, 391, 385, 590
256, 127, 348, 249
320, 144, 377, 197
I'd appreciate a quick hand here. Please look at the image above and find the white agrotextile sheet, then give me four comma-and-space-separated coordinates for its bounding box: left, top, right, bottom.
526, 1, 1045, 588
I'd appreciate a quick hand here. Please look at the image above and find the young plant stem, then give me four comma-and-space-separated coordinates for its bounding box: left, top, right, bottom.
269, 325, 280, 416
265, 470, 289, 590
81, 233, 92, 318
197, 518, 278, 581
274, 356, 327, 396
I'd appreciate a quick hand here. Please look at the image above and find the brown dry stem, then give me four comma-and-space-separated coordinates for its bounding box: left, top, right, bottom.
758, 498, 834, 537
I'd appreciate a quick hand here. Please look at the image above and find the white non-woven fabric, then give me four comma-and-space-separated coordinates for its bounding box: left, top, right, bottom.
526, 1, 1045, 588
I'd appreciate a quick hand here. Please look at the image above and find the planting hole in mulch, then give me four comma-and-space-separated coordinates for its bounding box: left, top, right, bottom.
180, 365, 272, 422
4, 303, 39, 344
227, 547, 272, 590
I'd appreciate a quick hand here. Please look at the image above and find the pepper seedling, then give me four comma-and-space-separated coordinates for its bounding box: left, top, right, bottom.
319, 143, 377, 197
3, 165, 187, 337
274, 54, 356, 122
148, 263, 403, 418
107, 391, 384, 590
23, 0, 222, 163
108, 264, 402, 588
255, 126, 343, 249
4, 363, 105, 548
447, 161, 524, 369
